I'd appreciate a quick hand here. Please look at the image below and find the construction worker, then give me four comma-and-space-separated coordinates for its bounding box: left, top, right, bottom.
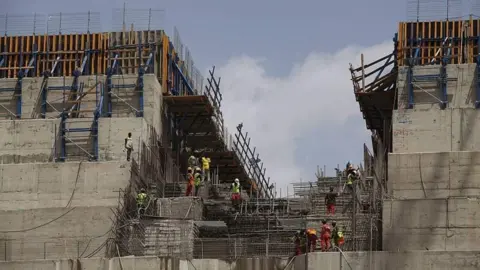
194, 167, 202, 196
299, 229, 307, 254
185, 167, 194, 196
345, 164, 360, 195
320, 219, 331, 252
188, 154, 198, 168
293, 231, 302, 256
201, 156, 211, 181
136, 188, 148, 217
331, 221, 344, 248
325, 186, 338, 216
124, 132, 134, 161
307, 229, 318, 252
231, 178, 241, 209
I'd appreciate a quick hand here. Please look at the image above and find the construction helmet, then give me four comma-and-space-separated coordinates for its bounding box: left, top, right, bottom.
140, 188, 145, 192
332, 221, 337, 226
187, 167, 192, 171
234, 178, 240, 184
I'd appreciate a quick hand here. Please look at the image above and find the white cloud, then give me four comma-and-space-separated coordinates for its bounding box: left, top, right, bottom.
215, 40, 394, 196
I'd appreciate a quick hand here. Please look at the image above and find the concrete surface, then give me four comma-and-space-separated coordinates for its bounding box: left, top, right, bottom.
156, 197, 204, 220
397, 64, 476, 110
98, 117, 148, 161
392, 108, 480, 153
0, 206, 115, 261
383, 197, 480, 251
0, 119, 59, 164
0, 161, 131, 210
2, 251, 480, 269
295, 251, 480, 270
141, 219, 196, 258
388, 151, 480, 199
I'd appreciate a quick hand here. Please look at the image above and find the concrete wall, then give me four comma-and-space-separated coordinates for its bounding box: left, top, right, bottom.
0, 206, 115, 261
0, 161, 131, 210
295, 251, 480, 270
156, 197, 204, 220
388, 151, 480, 199
98, 117, 148, 161
392, 108, 480, 153
0, 119, 59, 163
3, 251, 480, 270
141, 219, 196, 258
397, 64, 476, 110
393, 64, 480, 153
383, 198, 480, 251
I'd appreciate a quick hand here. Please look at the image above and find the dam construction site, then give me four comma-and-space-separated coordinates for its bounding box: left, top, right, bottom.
2, 1, 480, 270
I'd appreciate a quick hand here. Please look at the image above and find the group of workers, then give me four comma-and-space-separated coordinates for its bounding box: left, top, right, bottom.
294, 219, 344, 255
184, 153, 243, 209
185, 154, 211, 197
293, 162, 360, 255
324, 162, 362, 215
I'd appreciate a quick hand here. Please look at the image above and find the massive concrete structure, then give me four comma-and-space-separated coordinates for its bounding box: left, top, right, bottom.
4, 7, 480, 270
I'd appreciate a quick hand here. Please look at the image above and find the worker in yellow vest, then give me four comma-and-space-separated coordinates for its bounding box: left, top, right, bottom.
194, 167, 202, 196
136, 188, 148, 218
201, 156, 211, 181
231, 178, 241, 209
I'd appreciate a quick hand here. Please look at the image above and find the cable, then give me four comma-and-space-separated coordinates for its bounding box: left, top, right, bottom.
66, 160, 83, 208
0, 207, 76, 233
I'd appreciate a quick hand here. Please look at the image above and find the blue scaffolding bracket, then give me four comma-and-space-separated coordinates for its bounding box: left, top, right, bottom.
106, 48, 151, 117
40, 69, 81, 118
57, 94, 102, 162
407, 55, 449, 110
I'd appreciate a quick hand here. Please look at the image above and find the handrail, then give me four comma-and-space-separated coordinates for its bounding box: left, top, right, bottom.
334, 246, 353, 270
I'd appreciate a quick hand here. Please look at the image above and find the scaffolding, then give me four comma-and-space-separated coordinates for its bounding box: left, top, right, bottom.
163, 66, 272, 198
290, 156, 382, 251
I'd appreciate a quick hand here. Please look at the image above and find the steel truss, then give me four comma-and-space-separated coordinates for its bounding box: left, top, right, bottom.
232, 124, 272, 198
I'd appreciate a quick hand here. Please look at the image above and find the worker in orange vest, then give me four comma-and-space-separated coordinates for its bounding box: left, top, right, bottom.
320, 219, 332, 252
185, 167, 194, 196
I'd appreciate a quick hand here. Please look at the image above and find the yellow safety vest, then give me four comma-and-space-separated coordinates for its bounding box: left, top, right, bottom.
194, 173, 201, 186
202, 157, 211, 170
232, 183, 240, 193
137, 193, 147, 205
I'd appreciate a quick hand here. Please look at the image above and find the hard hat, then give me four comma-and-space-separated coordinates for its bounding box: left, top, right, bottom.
187, 167, 192, 171
195, 167, 201, 171
322, 219, 327, 224
140, 188, 145, 192
234, 178, 239, 183
310, 229, 317, 235
332, 221, 337, 225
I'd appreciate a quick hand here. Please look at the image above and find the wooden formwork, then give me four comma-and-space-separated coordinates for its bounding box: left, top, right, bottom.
0, 33, 108, 78
0, 29, 199, 95
108, 30, 163, 77
397, 17, 480, 66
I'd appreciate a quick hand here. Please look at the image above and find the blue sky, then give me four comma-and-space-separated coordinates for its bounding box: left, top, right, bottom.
2, 0, 413, 194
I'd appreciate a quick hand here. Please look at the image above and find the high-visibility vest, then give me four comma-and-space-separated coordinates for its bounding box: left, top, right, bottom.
137, 193, 147, 205
232, 183, 240, 193
194, 173, 201, 186
201, 157, 211, 170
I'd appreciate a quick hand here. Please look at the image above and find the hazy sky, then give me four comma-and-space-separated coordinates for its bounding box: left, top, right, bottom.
3, 0, 452, 194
